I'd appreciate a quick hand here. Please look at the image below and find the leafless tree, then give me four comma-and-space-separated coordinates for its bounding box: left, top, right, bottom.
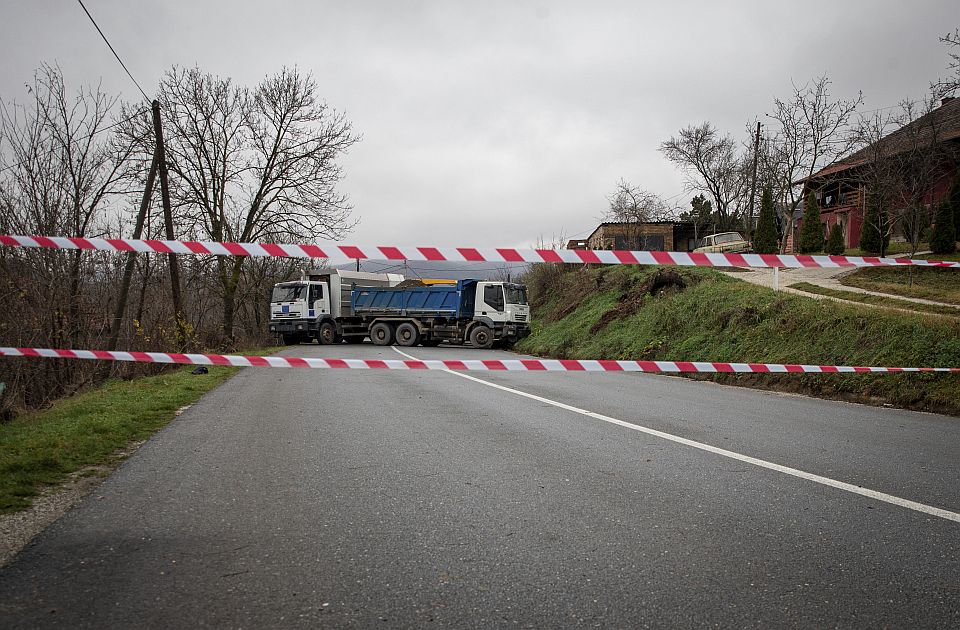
605, 179, 674, 223
762, 76, 862, 252
602, 179, 675, 249
933, 28, 960, 97
0, 65, 140, 411
123, 66, 360, 341
854, 95, 957, 255
659, 123, 748, 231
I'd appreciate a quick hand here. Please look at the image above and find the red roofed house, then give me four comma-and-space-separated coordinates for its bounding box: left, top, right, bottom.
798, 96, 960, 250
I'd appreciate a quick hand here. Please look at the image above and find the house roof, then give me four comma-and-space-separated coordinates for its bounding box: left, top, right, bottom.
805, 97, 960, 184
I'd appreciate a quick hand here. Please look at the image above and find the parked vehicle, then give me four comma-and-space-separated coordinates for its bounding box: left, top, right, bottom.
268, 270, 530, 348
351, 280, 530, 348
693, 231, 752, 254
269, 269, 404, 345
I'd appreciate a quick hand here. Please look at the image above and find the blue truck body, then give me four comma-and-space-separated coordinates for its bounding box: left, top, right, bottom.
349, 279, 530, 348
351, 280, 477, 320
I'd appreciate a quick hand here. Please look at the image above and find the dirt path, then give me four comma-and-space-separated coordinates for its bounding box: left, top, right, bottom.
721, 259, 960, 314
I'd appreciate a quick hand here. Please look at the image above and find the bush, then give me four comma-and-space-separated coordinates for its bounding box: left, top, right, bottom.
796, 192, 824, 254
753, 187, 779, 254
859, 193, 889, 256
826, 223, 845, 255
930, 199, 957, 254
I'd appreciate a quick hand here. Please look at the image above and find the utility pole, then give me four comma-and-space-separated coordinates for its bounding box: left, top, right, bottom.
106, 151, 159, 352
747, 121, 762, 236
151, 100, 186, 344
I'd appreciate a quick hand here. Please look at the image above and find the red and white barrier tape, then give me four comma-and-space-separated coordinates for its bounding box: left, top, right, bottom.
2, 348, 957, 374
2, 234, 958, 269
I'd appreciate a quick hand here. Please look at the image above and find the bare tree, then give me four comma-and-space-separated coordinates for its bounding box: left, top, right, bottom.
605, 179, 673, 223
1, 65, 136, 342
602, 179, 674, 249
659, 123, 748, 231
0, 65, 139, 411
762, 76, 862, 252
125, 66, 360, 341
933, 28, 960, 97
854, 95, 957, 255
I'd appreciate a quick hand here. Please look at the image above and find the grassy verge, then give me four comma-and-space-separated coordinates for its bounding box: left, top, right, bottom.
0, 348, 276, 513
840, 266, 960, 305
788, 282, 960, 317
518, 265, 960, 415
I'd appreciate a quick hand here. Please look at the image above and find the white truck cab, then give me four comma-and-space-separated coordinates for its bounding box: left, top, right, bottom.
474, 281, 529, 325
269, 269, 403, 344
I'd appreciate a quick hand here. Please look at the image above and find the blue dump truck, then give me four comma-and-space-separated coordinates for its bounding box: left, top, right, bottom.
269, 269, 530, 348
351, 279, 531, 348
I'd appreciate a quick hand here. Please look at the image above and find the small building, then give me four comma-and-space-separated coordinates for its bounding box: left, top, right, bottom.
585, 221, 697, 252
566, 239, 589, 250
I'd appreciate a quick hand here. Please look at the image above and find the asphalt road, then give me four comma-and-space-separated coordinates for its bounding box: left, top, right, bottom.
1, 342, 958, 628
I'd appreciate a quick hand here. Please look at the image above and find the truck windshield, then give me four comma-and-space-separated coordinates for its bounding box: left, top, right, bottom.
272, 284, 306, 303
505, 285, 528, 305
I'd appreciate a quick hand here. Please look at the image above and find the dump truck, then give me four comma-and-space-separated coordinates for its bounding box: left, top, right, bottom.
351, 279, 530, 348
269, 270, 530, 348
269, 268, 404, 345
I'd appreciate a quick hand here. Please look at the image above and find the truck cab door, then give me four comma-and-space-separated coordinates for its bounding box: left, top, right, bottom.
476, 282, 507, 322
311, 284, 330, 317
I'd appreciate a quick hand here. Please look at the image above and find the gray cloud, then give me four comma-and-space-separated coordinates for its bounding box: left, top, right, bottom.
1, 1, 957, 249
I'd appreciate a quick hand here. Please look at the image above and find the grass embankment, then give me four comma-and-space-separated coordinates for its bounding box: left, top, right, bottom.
840, 266, 960, 305
517, 265, 960, 415
788, 282, 960, 317
0, 350, 274, 513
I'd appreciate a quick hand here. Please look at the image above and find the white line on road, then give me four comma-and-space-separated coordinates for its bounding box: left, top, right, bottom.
392, 346, 960, 524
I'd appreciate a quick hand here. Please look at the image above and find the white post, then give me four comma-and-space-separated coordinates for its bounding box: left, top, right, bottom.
774, 266, 780, 292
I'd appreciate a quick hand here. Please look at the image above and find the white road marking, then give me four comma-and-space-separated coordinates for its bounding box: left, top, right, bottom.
392, 346, 960, 524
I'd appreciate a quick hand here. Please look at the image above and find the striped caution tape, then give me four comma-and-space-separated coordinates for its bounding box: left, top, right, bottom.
2, 348, 958, 373
2, 234, 959, 269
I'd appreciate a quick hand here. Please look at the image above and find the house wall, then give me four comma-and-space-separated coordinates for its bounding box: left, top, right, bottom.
807, 161, 957, 249
819, 209, 863, 249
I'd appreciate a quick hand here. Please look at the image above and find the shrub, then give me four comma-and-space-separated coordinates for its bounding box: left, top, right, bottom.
797, 192, 824, 254
826, 223, 845, 255
859, 192, 889, 256
929, 199, 957, 253
753, 186, 779, 254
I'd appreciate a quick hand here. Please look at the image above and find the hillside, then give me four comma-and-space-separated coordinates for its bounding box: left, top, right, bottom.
516, 265, 960, 415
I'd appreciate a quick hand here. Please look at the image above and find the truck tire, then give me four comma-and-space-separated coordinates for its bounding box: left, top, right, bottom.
370, 322, 393, 346
318, 322, 339, 345
469, 325, 494, 349
395, 322, 420, 347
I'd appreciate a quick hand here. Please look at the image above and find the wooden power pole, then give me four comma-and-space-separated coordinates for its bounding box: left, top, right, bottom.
106, 151, 159, 352
747, 121, 762, 235
151, 100, 186, 344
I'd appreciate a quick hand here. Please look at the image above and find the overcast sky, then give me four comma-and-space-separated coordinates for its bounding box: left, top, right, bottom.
1, 1, 957, 249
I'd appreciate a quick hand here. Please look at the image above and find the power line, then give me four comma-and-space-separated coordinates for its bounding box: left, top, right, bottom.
76, 0, 151, 102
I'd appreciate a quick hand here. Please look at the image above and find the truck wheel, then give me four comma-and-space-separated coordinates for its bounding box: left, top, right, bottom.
281, 333, 299, 345
469, 325, 495, 349
370, 322, 393, 346
395, 322, 420, 347
318, 322, 339, 345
